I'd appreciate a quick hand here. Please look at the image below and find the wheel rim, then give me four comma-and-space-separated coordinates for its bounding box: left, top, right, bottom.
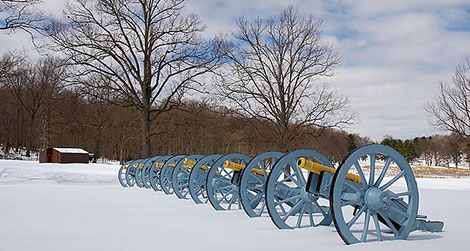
134, 158, 149, 188
142, 156, 160, 189
265, 149, 334, 229
189, 154, 221, 204
239, 151, 284, 217
160, 155, 187, 195
330, 144, 419, 244
149, 155, 172, 192
118, 161, 130, 187
206, 153, 251, 211
126, 159, 139, 187
173, 154, 204, 199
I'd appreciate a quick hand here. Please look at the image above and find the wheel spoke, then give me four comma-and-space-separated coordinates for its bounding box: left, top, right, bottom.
274, 196, 288, 214
220, 168, 232, 179
227, 194, 236, 210
312, 200, 328, 218
375, 157, 392, 187
296, 203, 306, 228
214, 184, 232, 192
274, 194, 301, 206
354, 161, 368, 189
257, 200, 266, 216
372, 213, 383, 241
361, 209, 371, 242
249, 193, 262, 208
282, 200, 303, 222
295, 167, 306, 184
282, 169, 302, 187
261, 162, 268, 177
308, 204, 315, 227
341, 198, 362, 207
217, 188, 234, 203
369, 154, 376, 186
347, 205, 366, 228
379, 170, 405, 191
392, 191, 410, 198
378, 212, 399, 236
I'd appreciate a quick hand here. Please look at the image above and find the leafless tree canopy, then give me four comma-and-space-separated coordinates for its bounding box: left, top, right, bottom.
426, 58, 470, 139
0, 0, 43, 31
46, 0, 228, 157
0, 52, 19, 84
2, 57, 66, 156
218, 6, 354, 151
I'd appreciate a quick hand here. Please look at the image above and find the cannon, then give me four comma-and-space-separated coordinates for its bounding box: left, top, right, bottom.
264, 144, 444, 244
118, 160, 134, 187
134, 158, 150, 188
172, 154, 205, 199
264, 149, 333, 229
206, 153, 252, 210
149, 155, 173, 191
125, 158, 143, 187
159, 155, 187, 194
141, 155, 161, 189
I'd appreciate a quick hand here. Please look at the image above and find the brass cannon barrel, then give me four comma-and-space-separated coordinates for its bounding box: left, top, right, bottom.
297, 157, 361, 184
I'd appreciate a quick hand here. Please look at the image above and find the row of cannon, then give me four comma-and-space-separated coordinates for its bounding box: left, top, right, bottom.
118, 144, 444, 245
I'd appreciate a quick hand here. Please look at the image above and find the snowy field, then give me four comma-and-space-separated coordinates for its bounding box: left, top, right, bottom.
0, 160, 468, 251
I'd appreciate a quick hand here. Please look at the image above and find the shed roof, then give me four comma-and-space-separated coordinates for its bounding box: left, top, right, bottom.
53, 148, 89, 154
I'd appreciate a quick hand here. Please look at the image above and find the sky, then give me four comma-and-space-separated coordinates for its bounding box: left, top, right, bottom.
1, 0, 469, 141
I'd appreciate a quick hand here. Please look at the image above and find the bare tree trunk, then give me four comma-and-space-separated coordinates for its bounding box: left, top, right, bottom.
140, 108, 151, 158
94, 126, 102, 162
26, 117, 34, 157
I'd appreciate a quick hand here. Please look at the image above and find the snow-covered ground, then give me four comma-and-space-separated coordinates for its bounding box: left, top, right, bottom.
0, 160, 468, 251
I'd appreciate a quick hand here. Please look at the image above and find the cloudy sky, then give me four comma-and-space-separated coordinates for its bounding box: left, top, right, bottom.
1, 0, 469, 141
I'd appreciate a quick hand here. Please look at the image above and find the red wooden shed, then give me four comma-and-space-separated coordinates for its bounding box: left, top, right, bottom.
39, 148, 89, 164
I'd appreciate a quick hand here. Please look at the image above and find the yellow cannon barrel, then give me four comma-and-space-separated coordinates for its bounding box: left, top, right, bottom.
251, 168, 269, 176
297, 157, 361, 184
183, 158, 196, 166
184, 158, 206, 170
155, 162, 176, 168
223, 160, 246, 171
222, 161, 268, 175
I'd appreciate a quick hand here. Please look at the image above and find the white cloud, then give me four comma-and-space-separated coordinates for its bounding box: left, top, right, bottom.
1, 0, 469, 141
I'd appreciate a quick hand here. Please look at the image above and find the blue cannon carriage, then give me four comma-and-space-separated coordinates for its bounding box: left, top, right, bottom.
264, 144, 444, 244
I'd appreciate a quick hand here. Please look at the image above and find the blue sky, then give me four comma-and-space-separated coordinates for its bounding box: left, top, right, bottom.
1, 0, 469, 141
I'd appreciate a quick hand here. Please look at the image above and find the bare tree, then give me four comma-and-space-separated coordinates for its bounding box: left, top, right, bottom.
0, 52, 21, 85
218, 6, 354, 151
5, 58, 65, 156
46, 0, 227, 157
0, 0, 43, 31
426, 58, 470, 139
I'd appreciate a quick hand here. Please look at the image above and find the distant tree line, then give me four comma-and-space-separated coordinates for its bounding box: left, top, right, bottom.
380, 134, 468, 168
0, 54, 367, 162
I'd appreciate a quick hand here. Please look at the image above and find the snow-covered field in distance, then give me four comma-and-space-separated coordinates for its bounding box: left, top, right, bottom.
0, 160, 468, 251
